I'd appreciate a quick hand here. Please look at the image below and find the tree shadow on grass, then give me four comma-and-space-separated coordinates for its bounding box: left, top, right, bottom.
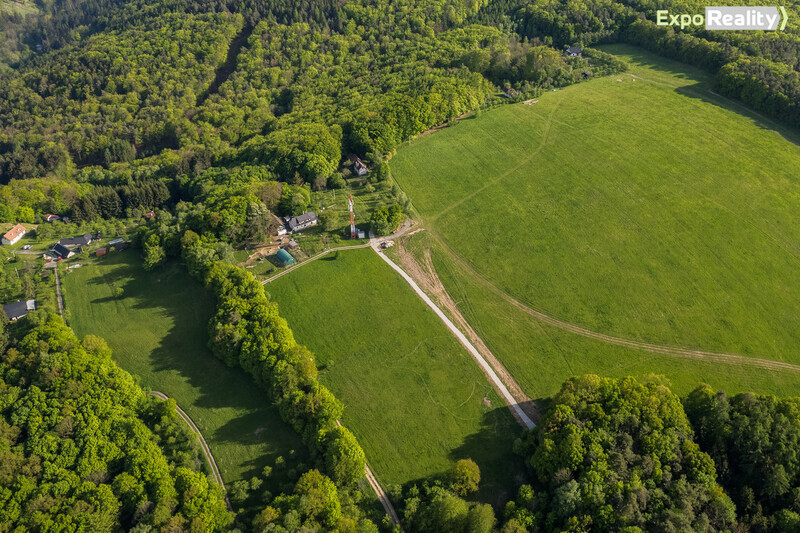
449, 407, 529, 509
80, 251, 306, 482
674, 83, 800, 147
397, 407, 529, 510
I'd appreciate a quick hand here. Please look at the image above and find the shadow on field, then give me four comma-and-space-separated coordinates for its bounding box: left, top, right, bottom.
86, 251, 305, 482
447, 407, 530, 509
674, 83, 800, 147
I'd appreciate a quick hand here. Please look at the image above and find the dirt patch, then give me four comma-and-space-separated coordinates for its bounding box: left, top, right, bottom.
483, 396, 492, 407
393, 239, 541, 425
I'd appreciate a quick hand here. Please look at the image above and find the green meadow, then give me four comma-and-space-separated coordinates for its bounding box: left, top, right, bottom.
63, 251, 306, 489
266, 248, 523, 505
390, 44, 800, 382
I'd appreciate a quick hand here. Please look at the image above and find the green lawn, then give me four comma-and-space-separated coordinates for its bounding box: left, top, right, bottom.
266, 248, 523, 505
393, 230, 800, 401
390, 45, 800, 381
63, 251, 307, 490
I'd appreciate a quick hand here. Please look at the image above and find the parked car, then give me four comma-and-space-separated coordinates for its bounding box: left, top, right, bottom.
21, 245, 32, 250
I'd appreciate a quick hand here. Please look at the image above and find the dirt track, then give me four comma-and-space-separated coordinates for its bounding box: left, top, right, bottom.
431, 236, 800, 374
147, 391, 229, 496
392, 240, 540, 424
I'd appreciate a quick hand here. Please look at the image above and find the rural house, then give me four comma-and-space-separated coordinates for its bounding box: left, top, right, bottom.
51, 243, 74, 260
348, 154, 368, 176
3, 299, 35, 321
567, 46, 582, 57
285, 212, 318, 232
2, 224, 26, 245
58, 233, 93, 248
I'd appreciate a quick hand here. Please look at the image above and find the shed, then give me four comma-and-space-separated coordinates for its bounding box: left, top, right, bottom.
567, 46, 582, 57
275, 249, 296, 267
96, 248, 107, 257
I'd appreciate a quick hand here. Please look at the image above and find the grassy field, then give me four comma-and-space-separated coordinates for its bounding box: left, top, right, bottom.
392, 230, 800, 401
63, 251, 307, 490
266, 248, 523, 505
390, 44, 800, 386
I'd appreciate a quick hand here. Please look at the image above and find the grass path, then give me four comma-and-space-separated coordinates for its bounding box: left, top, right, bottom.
148, 391, 227, 494
428, 234, 800, 373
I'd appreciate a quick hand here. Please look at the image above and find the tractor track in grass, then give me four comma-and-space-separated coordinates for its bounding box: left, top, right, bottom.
430, 99, 562, 224
426, 232, 800, 374
148, 390, 230, 507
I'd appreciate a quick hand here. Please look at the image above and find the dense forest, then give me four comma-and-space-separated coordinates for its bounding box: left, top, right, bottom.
3, 0, 800, 530
0, 314, 233, 531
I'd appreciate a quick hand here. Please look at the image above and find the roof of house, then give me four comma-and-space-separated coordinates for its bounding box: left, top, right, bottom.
3, 299, 35, 320
286, 212, 318, 230
567, 46, 582, 54
58, 233, 92, 247
52, 243, 72, 259
3, 224, 26, 242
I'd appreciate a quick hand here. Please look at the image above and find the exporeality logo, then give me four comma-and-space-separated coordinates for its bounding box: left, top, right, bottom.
656, 6, 789, 30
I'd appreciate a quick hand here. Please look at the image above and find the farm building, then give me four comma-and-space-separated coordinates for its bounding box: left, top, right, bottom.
58, 233, 93, 248
275, 248, 296, 267
2, 224, 26, 245
3, 299, 35, 321
285, 212, 318, 232
51, 243, 74, 260
567, 46, 582, 57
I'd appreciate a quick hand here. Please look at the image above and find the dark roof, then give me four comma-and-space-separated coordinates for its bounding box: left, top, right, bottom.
58, 233, 92, 247
286, 212, 318, 231
52, 243, 72, 259
567, 46, 582, 55
3, 299, 34, 320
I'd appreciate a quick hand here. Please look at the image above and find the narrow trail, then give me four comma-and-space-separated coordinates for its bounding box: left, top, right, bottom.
429, 234, 800, 374
54, 268, 64, 318
262, 243, 371, 285
391, 241, 540, 424
335, 421, 400, 527
430, 99, 561, 223
372, 241, 536, 430
147, 391, 229, 500
197, 25, 253, 107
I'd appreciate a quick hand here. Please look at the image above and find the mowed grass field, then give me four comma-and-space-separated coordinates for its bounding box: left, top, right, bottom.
391, 45, 800, 373
266, 248, 523, 503
393, 230, 800, 401
63, 251, 306, 488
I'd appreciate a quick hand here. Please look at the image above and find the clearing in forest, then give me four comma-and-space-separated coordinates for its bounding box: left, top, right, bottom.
266, 248, 523, 504
390, 44, 800, 398
63, 251, 307, 490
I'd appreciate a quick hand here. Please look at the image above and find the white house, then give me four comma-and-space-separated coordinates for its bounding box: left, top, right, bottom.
2, 224, 26, 246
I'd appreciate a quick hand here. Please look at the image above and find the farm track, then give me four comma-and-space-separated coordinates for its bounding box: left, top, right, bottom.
147, 390, 230, 503
430, 99, 562, 223
261, 243, 372, 285
373, 240, 536, 429
428, 233, 800, 374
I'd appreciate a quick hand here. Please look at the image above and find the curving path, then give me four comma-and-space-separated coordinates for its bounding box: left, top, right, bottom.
147, 391, 227, 491
431, 235, 800, 374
